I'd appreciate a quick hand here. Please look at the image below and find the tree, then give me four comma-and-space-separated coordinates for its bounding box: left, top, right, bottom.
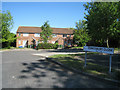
0, 10, 16, 48
73, 20, 90, 46
10, 33, 16, 47
40, 21, 53, 43
84, 2, 119, 48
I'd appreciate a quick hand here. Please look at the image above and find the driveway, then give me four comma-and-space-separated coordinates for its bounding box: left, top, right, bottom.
1, 49, 118, 88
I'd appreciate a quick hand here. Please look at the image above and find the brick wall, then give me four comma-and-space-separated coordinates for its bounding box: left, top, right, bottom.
16, 33, 73, 47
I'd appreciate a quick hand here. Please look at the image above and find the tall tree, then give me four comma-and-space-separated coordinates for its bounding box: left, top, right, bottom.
84, 2, 119, 47
40, 21, 53, 43
73, 20, 90, 46
0, 10, 16, 48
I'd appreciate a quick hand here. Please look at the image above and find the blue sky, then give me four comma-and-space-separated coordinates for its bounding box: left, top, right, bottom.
2, 2, 87, 34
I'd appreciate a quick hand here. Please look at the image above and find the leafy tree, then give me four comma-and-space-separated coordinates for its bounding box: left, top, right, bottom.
40, 21, 53, 43
0, 11, 16, 48
84, 2, 119, 48
10, 33, 16, 47
73, 20, 90, 46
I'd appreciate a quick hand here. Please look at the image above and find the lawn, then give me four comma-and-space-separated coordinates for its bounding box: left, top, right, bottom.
114, 48, 120, 52
71, 46, 83, 49
50, 53, 120, 81
0, 47, 26, 51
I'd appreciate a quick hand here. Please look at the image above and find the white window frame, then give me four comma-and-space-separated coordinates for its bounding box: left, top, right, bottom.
23, 40, 27, 47
52, 41, 55, 44
19, 40, 21, 44
23, 33, 29, 37
34, 33, 40, 37
36, 41, 40, 46
63, 34, 67, 37
19, 33, 21, 36
52, 34, 57, 38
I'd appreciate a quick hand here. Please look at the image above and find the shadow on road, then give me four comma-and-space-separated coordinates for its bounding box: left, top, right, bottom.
47, 48, 84, 53
18, 59, 117, 88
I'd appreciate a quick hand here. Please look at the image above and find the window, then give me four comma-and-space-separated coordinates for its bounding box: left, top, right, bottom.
23, 33, 29, 37
36, 41, 40, 46
34, 33, 40, 37
63, 34, 67, 37
52, 34, 57, 37
69, 35, 71, 37
23, 40, 27, 47
52, 41, 55, 44
19, 40, 21, 44
68, 42, 71, 45
19, 33, 21, 36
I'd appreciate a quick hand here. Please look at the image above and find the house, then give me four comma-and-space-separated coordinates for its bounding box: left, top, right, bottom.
16, 26, 74, 48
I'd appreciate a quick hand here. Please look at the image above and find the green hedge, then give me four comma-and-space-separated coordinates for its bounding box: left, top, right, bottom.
37, 43, 58, 49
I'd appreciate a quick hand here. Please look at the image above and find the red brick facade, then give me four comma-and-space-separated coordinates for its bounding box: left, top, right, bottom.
16, 26, 74, 48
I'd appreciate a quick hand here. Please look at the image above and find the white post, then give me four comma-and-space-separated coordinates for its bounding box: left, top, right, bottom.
109, 54, 112, 73
84, 51, 87, 67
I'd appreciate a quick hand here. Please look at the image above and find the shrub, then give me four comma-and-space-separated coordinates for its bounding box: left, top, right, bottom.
7, 46, 11, 49
54, 43, 58, 49
28, 45, 30, 48
58, 45, 63, 48
37, 43, 58, 49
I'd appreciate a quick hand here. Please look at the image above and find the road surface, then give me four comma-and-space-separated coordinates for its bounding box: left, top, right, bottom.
1, 49, 118, 88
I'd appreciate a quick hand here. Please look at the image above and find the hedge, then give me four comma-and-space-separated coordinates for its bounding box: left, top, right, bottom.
37, 43, 58, 49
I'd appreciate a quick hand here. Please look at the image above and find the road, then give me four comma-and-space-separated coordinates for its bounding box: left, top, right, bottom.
1, 49, 119, 88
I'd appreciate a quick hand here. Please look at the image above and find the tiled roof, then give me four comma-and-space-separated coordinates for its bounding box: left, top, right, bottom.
17, 26, 74, 34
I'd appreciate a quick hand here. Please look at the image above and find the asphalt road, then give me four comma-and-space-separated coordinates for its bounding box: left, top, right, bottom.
2, 50, 119, 88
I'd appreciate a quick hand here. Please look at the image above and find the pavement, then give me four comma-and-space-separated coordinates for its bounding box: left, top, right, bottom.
1, 49, 119, 88
33, 48, 85, 57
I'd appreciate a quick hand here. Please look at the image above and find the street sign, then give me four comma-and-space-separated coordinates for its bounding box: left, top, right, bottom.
83, 46, 114, 73
83, 46, 114, 54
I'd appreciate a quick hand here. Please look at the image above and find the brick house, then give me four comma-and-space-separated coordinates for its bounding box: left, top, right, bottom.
16, 26, 74, 48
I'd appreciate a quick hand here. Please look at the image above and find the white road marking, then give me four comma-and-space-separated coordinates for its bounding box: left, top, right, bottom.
12, 76, 16, 79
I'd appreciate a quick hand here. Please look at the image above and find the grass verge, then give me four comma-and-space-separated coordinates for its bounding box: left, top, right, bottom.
71, 46, 83, 49
0, 47, 26, 51
50, 53, 120, 81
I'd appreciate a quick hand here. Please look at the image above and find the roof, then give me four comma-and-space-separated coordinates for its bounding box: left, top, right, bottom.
17, 26, 74, 34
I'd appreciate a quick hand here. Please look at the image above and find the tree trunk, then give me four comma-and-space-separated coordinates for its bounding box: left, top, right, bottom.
107, 38, 109, 48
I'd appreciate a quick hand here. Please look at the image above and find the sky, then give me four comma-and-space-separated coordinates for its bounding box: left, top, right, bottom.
2, 2, 88, 34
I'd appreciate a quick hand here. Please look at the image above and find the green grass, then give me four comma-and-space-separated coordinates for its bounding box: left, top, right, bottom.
114, 48, 120, 51
50, 54, 120, 81
71, 46, 83, 49
0, 47, 26, 51
0, 47, 12, 50
50, 52, 99, 58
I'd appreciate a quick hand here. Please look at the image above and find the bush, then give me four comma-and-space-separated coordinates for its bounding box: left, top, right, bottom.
7, 46, 11, 49
58, 45, 63, 48
28, 45, 30, 48
37, 43, 58, 49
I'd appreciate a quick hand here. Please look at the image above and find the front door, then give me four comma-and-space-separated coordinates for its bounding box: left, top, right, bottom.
23, 40, 27, 47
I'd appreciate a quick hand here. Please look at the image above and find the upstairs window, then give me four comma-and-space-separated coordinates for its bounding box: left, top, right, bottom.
19, 40, 21, 44
52, 34, 57, 37
19, 33, 21, 36
52, 41, 55, 44
34, 33, 40, 37
23, 33, 29, 37
63, 34, 67, 37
